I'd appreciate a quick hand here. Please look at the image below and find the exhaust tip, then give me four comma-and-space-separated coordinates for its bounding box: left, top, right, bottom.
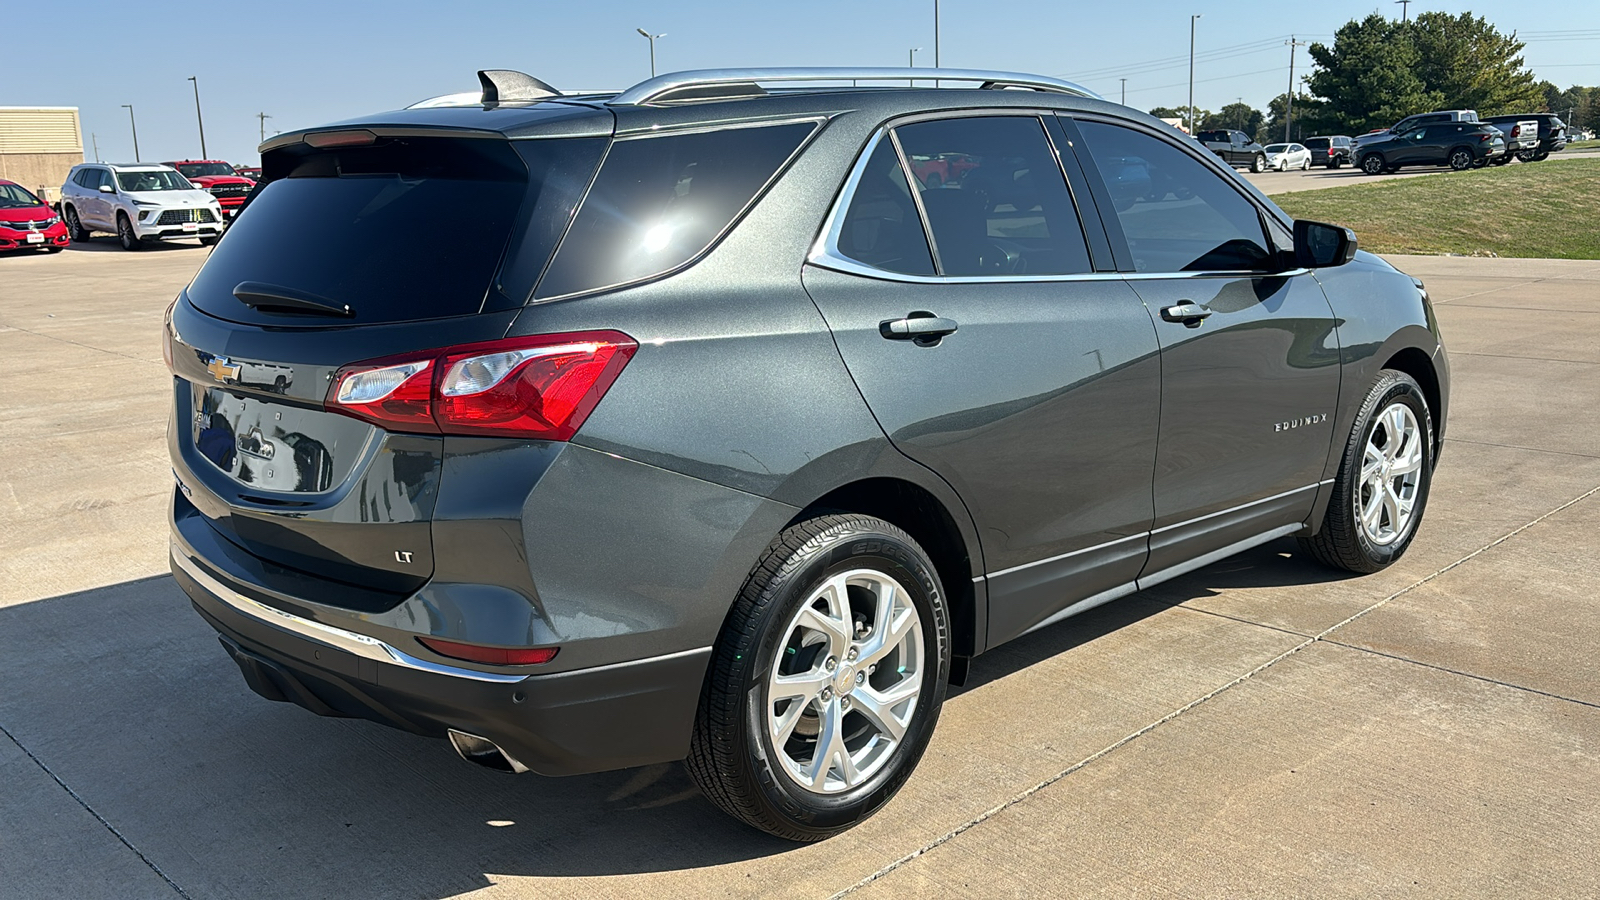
447, 728, 530, 774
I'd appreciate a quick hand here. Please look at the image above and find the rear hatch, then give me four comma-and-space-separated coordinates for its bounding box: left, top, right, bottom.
170, 116, 610, 599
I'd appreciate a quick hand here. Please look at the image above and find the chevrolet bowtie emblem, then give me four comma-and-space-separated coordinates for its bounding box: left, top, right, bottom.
206, 356, 241, 383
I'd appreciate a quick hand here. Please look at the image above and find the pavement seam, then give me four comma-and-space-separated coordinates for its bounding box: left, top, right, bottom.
1442, 437, 1600, 461
831, 481, 1600, 899
1319, 641, 1600, 711
1450, 351, 1600, 366
0, 321, 161, 366
0, 721, 193, 899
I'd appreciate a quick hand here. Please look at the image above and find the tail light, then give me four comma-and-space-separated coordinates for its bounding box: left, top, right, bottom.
417, 636, 558, 666
326, 331, 637, 441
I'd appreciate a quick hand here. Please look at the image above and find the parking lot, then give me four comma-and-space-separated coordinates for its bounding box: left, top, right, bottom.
1244, 145, 1600, 194
3, 245, 1598, 898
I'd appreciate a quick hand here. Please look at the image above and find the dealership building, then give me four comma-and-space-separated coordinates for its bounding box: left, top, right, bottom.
0, 107, 84, 203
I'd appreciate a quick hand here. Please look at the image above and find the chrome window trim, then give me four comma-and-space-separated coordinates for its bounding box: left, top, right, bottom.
810, 124, 1309, 285
614, 113, 833, 140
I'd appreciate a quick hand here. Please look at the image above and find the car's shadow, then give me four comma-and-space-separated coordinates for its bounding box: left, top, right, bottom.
0, 538, 1343, 895
61, 238, 209, 254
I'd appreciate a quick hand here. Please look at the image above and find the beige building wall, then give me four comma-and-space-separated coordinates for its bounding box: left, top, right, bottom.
0, 107, 85, 203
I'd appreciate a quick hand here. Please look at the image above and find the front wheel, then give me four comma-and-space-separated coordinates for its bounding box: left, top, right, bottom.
686, 513, 950, 841
1360, 154, 1386, 175
116, 213, 142, 251
1299, 369, 1434, 573
1250, 154, 1266, 173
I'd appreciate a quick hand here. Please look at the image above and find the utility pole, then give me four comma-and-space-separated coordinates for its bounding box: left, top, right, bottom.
635, 29, 665, 78
187, 76, 208, 158
1188, 14, 1202, 135
257, 112, 272, 144
91, 133, 100, 162
1237, 97, 1244, 129
909, 47, 921, 86
1120, 78, 1127, 105
934, 0, 941, 88
120, 104, 140, 161
1285, 36, 1307, 143
1395, 0, 1411, 23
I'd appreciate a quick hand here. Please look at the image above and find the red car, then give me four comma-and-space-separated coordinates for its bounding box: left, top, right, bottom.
165, 160, 256, 221
0, 180, 69, 253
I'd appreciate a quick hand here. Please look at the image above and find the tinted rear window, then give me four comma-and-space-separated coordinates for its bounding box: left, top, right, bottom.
1196, 131, 1230, 142
188, 136, 604, 326
534, 121, 816, 299
1304, 138, 1330, 149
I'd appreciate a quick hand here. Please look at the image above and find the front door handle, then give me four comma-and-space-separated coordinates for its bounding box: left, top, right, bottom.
1160, 302, 1213, 327
880, 312, 959, 344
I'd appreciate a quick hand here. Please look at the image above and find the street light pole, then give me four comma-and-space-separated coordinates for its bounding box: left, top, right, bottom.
934, 0, 941, 69
121, 104, 140, 161
1121, 78, 1127, 105
187, 76, 207, 159
909, 47, 921, 86
1188, 14, 1201, 135
636, 28, 666, 78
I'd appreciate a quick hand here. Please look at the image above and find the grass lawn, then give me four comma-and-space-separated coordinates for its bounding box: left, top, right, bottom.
1272, 157, 1600, 259
1567, 140, 1599, 150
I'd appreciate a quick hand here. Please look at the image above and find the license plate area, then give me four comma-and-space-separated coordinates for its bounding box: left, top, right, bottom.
190, 384, 374, 494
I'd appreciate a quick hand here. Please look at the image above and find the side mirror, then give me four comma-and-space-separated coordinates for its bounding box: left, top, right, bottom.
1294, 220, 1358, 268
98, 184, 114, 193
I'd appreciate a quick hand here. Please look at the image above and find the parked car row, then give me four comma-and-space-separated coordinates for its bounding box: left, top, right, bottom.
1351, 109, 1568, 177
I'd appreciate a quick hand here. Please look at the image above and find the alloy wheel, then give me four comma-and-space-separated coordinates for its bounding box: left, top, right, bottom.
1356, 402, 1424, 545
767, 568, 924, 794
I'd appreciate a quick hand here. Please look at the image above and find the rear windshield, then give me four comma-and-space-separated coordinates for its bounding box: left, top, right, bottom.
187, 136, 604, 326
1303, 138, 1330, 149
534, 121, 816, 299
1196, 131, 1230, 142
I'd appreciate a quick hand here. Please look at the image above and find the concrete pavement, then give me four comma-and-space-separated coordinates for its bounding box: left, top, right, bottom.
2, 244, 1598, 898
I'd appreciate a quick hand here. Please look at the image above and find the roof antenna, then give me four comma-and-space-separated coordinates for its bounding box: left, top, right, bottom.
478, 70, 561, 104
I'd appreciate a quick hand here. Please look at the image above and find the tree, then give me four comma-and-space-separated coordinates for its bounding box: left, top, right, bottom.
1306, 14, 1440, 134
1149, 106, 1211, 133
1257, 93, 1321, 143
1408, 12, 1543, 115
1203, 102, 1265, 136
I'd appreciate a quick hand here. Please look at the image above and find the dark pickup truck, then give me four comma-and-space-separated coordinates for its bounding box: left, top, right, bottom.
1195, 130, 1268, 172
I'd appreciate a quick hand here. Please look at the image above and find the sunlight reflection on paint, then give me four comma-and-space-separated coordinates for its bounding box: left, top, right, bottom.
486, 820, 516, 827
641, 223, 675, 253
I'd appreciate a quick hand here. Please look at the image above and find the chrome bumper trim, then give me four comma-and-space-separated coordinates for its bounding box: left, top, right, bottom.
171, 546, 527, 684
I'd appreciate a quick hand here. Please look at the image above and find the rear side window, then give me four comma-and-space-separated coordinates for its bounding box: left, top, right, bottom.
1076, 120, 1272, 274
1304, 138, 1329, 149
895, 116, 1092, 277
835, 138, 935, 275
187, 136, 604, 326
535, 121, 816, 299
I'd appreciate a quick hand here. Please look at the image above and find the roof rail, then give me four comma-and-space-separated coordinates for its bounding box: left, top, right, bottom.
608, 67, 1101, 106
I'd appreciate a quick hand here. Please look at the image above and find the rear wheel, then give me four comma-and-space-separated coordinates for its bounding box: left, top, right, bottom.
1449, 148, 1474, 170
116, 213, 142, 251
65, 206, 90, 242
1360, 153, 1386, 175
1250, 153, 1266, 173
1299, 369, 1434, 574
686, 513, 950, 841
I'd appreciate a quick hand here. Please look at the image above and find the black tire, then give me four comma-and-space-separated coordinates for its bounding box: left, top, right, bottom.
116, 213, 142, 251
1448, 148, 1474, 171
64, 206, 91, 242
199, 235, 220, 247
1532, 150, 1549, 161
1299, 369, 1435, 574
1360, 153, 1385, 176
686, 513, 950, 841
1250, 153, 1266, 174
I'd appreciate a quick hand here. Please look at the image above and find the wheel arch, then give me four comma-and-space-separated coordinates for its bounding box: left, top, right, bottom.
791, 476, 984, 663
1380, 345, 1444, 465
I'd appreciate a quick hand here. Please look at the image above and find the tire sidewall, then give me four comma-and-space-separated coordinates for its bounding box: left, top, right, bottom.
1449, 149, 1473, 170
736, 525, 950, 834
1346, 376, 1434, 567
1362, 154, 1384, 175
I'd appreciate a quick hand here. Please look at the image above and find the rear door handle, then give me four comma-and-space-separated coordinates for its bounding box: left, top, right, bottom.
1160, 302, 1213, 327
880, 313, 959, 342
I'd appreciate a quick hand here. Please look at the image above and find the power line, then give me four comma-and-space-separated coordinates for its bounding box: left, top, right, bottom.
1062, 34, 1327, 81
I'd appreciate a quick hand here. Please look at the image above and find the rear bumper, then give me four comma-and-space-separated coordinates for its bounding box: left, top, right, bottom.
173, 544, 712, 776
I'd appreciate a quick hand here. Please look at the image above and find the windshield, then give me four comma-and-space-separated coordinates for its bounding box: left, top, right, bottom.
0, 183, 43, 209
176, 162, 237, 178
117, 170, 195, 192
1265, 144, 1289, 153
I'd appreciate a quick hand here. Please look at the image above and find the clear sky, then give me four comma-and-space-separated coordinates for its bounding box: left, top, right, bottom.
9, 1, 1598, 165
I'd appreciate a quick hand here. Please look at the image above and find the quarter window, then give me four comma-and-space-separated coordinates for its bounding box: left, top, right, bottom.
894, 116, 1092, 277
1075, 120, 1273, 273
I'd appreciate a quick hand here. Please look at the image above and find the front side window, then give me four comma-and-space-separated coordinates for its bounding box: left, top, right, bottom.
116, 170, 192, 192
536, 121, 816, 299
1075, 120, 1273, 274
894, 116, 1091, 276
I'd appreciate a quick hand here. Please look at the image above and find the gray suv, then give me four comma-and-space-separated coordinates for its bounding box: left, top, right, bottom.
167, 67, 1450, 841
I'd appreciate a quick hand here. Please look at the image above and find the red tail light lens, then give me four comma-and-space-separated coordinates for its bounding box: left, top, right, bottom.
326, 331, 636, 441
417, 637, 558, 666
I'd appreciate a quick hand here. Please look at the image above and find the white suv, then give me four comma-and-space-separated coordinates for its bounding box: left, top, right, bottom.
60, 163, 224, 250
